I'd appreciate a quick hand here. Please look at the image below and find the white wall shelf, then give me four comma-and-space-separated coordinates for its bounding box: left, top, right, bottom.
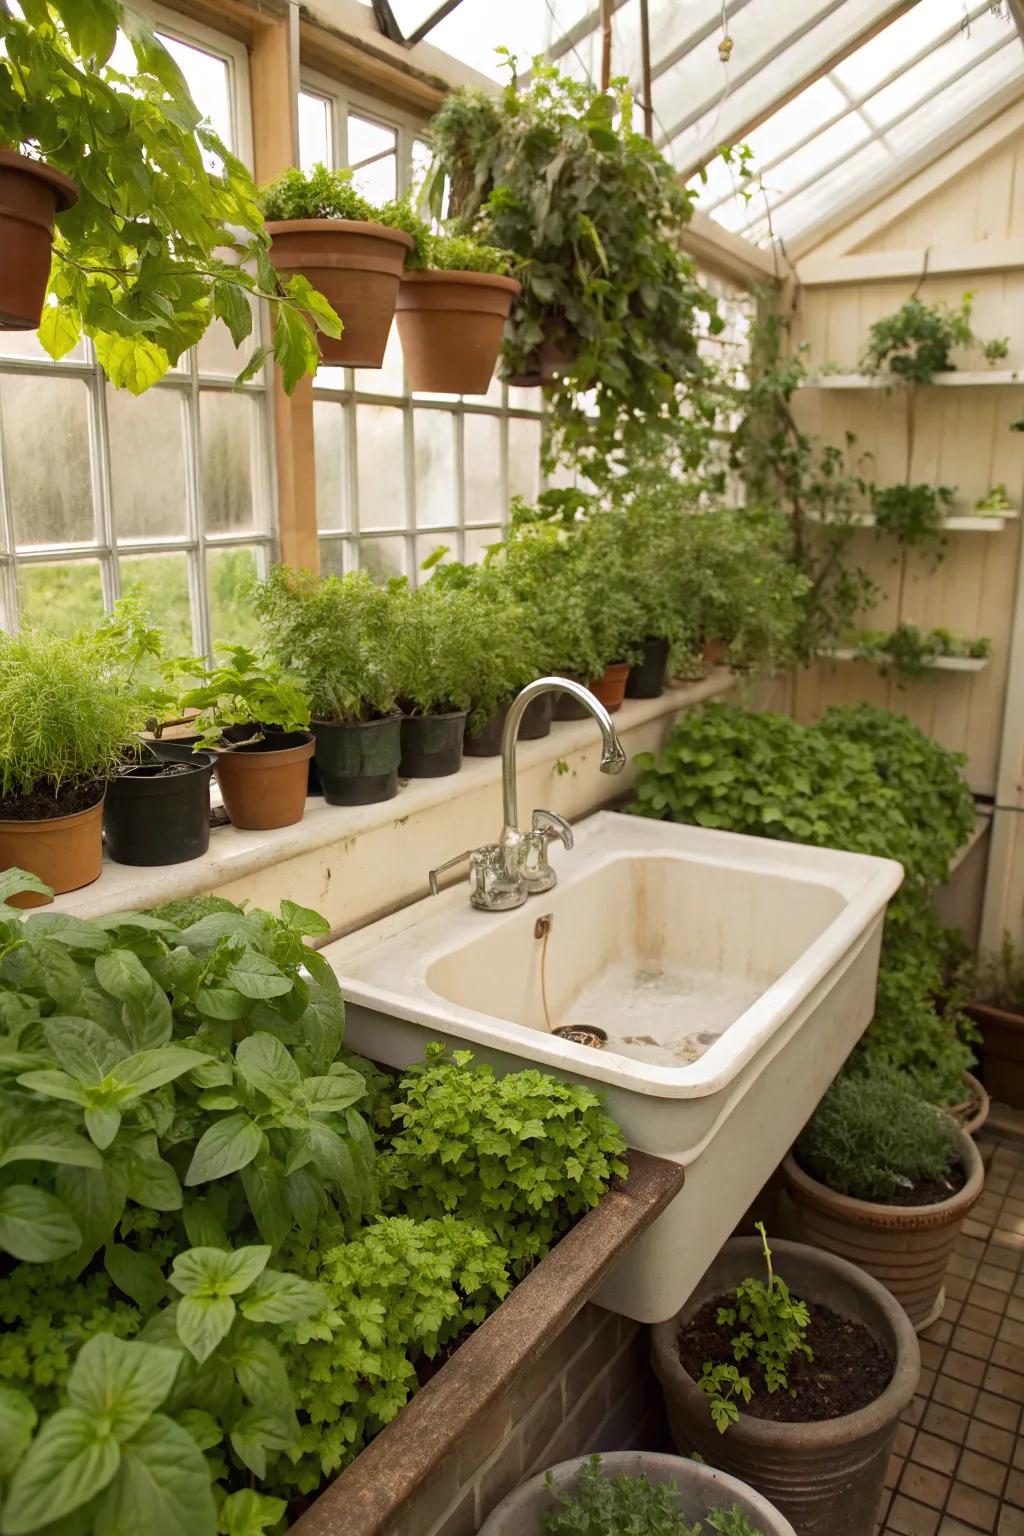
821, 648, 990, 672
806, 511, 1019, 532
802, 370, 1023, 389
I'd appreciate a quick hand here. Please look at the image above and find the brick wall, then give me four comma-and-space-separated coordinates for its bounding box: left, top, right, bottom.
389, 1304, 667, 1536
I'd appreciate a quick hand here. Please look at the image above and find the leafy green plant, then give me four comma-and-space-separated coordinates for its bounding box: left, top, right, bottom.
253, 566, 398, 724
974, 483, 1014, 514
427, 232, 512, 274
698, 1225, 811, 1431
541, 1453, 765, 1536
419, 558, 541, 729
872, 483, 955, 548
0, 2, 336, 393
0, 627, 150, 806
257, 163, 377, 224
861, 294, 979, 383
379, 1043, 628, 1269
389, 579, 509, 717
846, 624, 991, 680
177, 646, 311, 750
796, 1063, 959, 1202
425, 57, 717, 482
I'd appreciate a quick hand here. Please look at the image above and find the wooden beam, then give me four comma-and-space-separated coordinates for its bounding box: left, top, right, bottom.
681, 208, 780, 288
298, 17, 442, 114
797, 239, 1024, 287
251, 6, 320, 576
161, 0, 286, 45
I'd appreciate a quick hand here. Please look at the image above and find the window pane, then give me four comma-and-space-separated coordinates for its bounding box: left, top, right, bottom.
411, 138, 432, 196
507, 385, 540, 411
119, 552, 193, 657
158, 34, 233, 157
416, 534, 456, 581
1, 376, 93, 547
463, 526, 503, 565
0, 326, 86, 363
352, 325, 405, 398
19, 561, 104, 634
201, 392, 255, 534
299, 91, 332, 172
197, 294, 259, 377
357, 536, 405, 584
464, 414, 503, 523
508, 417, 541, 504
314, 401, 347, 532
207, 546, 259, 651
356, 404, 406, 530
351, 154, 397, 204
348, 115, 396, 162
414, 411, 456, 526
319, 539, 347, 578
108, 387, 188, 539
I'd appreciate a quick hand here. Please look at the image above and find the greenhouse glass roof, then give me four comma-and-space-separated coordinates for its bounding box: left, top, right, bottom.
363, 0, 1024, 250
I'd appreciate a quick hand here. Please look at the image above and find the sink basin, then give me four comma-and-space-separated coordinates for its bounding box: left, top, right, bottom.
323, 811, 902, 1321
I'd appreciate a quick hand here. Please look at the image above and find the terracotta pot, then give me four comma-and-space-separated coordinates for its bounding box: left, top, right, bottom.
503, 323, 578, 387
0, 795, 104, 906
589, 661, 630, 714
265, 219, 413, 367
214, 731, 314, 830
967, 1001, 1024, 1109
478, 1451, 796, 1536
651, 1237, 920, 1536
947, 1070, 990, 1136
0, 149, 78, 329
702, 639, 729, 667
396, 270, 520, 395
782, 1127, 984, 1332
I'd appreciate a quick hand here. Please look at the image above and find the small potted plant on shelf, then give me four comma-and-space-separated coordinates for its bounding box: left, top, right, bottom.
872, 483, 955, 549
651, 1225, 920, 1536
390, 582, 488, 777
387, 205, 521, 395
259, 164, 413, 368
0, 626, 148, 902
478, 1450, 795, 1536
974, 483, 1015, 516
254, 565, 402, 806
96, 598, 218, 868
965, 934, 1024, 1109
178, 647, 313, 829
782, 1064, 984, 1331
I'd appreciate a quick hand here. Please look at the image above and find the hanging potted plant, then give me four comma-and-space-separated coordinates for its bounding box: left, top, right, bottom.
782, 1063, 984, 1331
178, 648, 313, 830
259, 165, 413, 368
651, 1226, 920, 1536
0, 149, 78, 330
254, 566, 403, 805
395, 226, 520, 396
0, 627, 148, 903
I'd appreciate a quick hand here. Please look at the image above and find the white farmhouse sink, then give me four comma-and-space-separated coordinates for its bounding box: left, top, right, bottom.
323, 811, 902, 1322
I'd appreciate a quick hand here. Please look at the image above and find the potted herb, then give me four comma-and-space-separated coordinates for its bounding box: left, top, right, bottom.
872, 483, 955, 549
974, 482, 1014, 515
390, 582, 489, 777
860, 293, 981, 383
390, 211, 521, 395
178, 647, 313, 829
966, 934, 1024, 1109
651, 1227, 920, 1536
782, 1065, 984, 1330
478, 1451, 794, 1536
259, 165, 413, 368
254, 566, 402, 806
0, 628, 148, 902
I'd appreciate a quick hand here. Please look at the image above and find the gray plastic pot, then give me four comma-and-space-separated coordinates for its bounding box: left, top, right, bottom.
651, 1238, 920, 1536
477, 1450, 797, 1536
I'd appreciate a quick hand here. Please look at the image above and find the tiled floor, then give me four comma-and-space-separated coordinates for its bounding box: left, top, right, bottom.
877, 1139, 1024, 1536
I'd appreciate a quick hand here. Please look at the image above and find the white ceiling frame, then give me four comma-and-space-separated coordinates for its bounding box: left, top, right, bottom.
731, 32, 1017, 239
700, 0, 996, 218
663, 0, 917, 181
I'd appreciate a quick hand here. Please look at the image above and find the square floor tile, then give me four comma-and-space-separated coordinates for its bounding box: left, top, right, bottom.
889, 1493, 942, 1536
965, 1419, 1015, 1463
947, 1481, 1000, 1531
914, 1432, 961, 1475
957, 1450, 1008, 1498
900, 1464, 951, 1511
923, 1403, 971, 1443
973, 1392, 1021, 1432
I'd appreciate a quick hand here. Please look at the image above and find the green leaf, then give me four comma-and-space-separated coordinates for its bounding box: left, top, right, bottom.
196, 986, 251, 1021
227, 952, 293, 1001
17, 1067, 89, 1105
0, 1124, 102, 1170
94, 1414, 217, 1536
169, 1244, 271, 1298
185, 1114, 263, 1185
177, 1409, 222, 1452
272, 300, 320, 394
302, 1069, 365, 1115
280, 900, 330, 938
283, 271, 342, 338
182, 1200, 229, 1250
126, 1147, 182, 1212
240, 1159, 291, 1251
232, 344, 272, 389
0, 1185, 80, 1262
212, 279, 253, 345
23, 912, 111, 951
115, 1046, 200, 1097
219, 1488, 287, 1536
105, 1242, 169, 1311
56, 1161, 129, 1262
0, 1387, 37, 1478
232, 1336, 291, 1409
86, 1104, 122, 1150
0, 868, 52, 905
68, 1334, 181, 1442
175, 1294, 236, 1363
93, 332, 170, 394
1, 1406, 121, 1534
239, 1268, 324, 1325
235, 1032, 300, 1100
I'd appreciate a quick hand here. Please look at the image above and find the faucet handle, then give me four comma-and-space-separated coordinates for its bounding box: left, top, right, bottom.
532, 808, 574, 851
430, 845, 527, 911
428, 849, 475, 896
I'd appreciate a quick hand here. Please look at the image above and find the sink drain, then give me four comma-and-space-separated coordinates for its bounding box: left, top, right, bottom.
552, 1024, 607, 1049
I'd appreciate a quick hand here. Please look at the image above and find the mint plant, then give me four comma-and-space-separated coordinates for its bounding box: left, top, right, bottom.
698, 1225, 812, 1432
176, 646, 311, 749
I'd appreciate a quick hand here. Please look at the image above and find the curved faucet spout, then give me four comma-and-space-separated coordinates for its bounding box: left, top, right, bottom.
499, 676, 626, 845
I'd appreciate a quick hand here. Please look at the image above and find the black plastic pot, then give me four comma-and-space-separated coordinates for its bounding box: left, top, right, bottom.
626, 637, 670, 699
312, 715, 402, 805
399, 710, 467, 778
520, 690, 553, 739
144, 734, 203, 765
103, 753, 216, 866
553, 674, 593, 721
464, 705, 508, 758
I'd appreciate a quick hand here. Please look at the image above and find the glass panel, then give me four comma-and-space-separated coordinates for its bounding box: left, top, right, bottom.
416, 533, 456, 581
464, 414, 503, 523
426, 0, 560, 79
833, 0, 957, 97
348, 115, 397, 163
1, 375, 93, 547
508, 417, 541, 505
879, 45, 1022, 159
353, 325, 404, 398
507, 385, 541, 411
119, 552, 193, 656
741, 77, 847, 171
207, 546, 260, 651
0, 326, 86, 363
356, 404, 406, 530
319, 538, 347, 579
357, 536, 406, 584
352, 154, 397, 204
761, 115, 873, 200
413, 411, 456, 526
108, 387, 188, 539
463, 526, 504, 565
19, 561, 104, 634
197, 293, 259, 377
200, 391, 255, 534
299, 90, 332, 172
158, 34, 233, 159
314, 401, 347, 532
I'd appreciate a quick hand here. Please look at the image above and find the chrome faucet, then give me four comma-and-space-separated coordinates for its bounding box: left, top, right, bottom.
428, 676, 626, 911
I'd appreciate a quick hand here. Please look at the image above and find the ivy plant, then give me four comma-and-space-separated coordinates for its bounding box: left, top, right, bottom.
860, 293, 984, 383
872, 483, 955, 549
0, 2, 338, 392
